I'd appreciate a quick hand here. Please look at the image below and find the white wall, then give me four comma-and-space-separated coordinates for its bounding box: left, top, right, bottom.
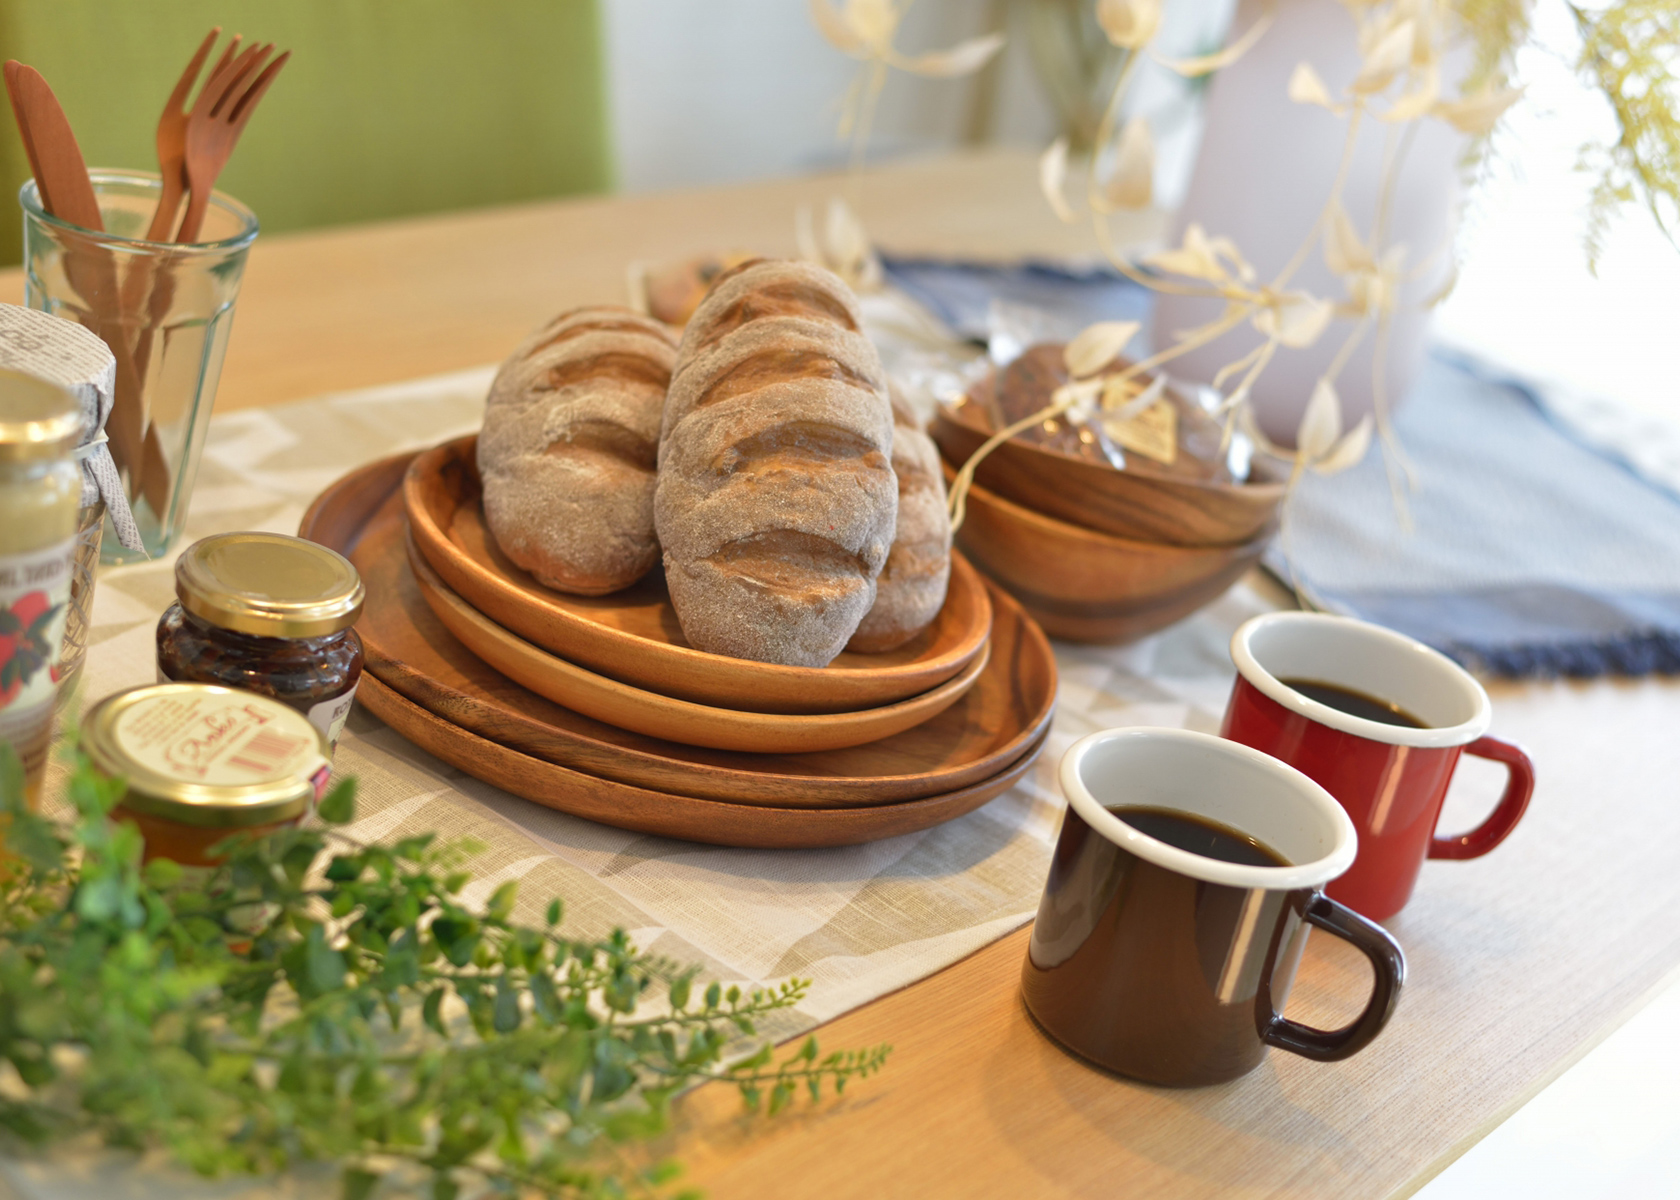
601, 0, 1059, 192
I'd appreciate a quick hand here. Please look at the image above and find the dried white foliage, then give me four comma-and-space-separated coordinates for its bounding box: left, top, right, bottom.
795, 197, 882, 291
1323, 199, 1372, 275
1352, 20, 1414, 94
1288, 62, 1336, 109
899, 33, 1006, 78
1098, 117, 1154, 211
1432, 85, 1525, 135
1095, 0, 1161, 50
1100, 370, 1165, 418
1064, 320, 1141, 378
1039, 136, 1078, 223
1380, 63, 1439, 122
1145, 223, 1254, 284
1155, 14, 1272, 78
1253, 292, 1333, 348
1296, 378, 1345, 462
810, 0, 867, 55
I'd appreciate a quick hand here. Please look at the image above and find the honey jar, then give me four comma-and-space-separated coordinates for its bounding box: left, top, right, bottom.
157, 532, 364, 751
82, 683, 328, 866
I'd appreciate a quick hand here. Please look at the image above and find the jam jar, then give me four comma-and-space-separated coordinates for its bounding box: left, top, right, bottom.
0, 370, 81, 810
157, 532, 364, 752
82, 683, 329, 866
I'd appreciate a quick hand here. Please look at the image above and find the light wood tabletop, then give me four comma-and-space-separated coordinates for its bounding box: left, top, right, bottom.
4, 146, 1676, 1200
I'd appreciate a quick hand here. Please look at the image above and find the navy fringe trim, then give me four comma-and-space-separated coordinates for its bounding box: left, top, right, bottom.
1445, 631, 1680, 680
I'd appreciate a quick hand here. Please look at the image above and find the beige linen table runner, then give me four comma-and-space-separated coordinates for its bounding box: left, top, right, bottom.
16, 367, 1275, 1196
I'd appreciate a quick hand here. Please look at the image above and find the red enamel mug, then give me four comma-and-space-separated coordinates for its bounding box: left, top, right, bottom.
1220, 612, 1535, 921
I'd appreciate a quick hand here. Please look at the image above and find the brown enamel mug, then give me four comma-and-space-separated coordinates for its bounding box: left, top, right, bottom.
1022, 729, 1406, 1086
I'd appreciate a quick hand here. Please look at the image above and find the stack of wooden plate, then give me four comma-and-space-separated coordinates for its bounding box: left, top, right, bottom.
300, 437, 1057, 850
932, 372, 1286, 644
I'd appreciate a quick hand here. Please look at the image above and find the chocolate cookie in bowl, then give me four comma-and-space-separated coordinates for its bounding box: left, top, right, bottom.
477, 307, 679, 596
655, 259, 898, 668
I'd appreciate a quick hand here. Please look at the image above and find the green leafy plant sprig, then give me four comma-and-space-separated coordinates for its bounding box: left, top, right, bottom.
0, 745, 889, 1199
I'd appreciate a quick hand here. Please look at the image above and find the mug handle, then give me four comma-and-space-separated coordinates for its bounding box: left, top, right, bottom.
1262, 895, 1406, 1062
1428, 736, 1536, 861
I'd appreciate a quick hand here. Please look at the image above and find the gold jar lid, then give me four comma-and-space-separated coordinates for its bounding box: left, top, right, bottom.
0, 368, 80, 463
176, 532, 365, 638
83, 683, 328, 829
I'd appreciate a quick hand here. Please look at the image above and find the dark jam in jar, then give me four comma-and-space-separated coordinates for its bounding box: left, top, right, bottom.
157, 532, 365, 752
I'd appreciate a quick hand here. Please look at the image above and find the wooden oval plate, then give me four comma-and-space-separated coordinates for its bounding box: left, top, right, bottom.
299, 452, 1056, 806
355, 672, 1049, 849
407, 531, 988, 754
404, 436, 992, 715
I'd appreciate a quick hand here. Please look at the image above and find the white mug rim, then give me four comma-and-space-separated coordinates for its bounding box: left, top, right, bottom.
1059, 728, 1358, 891
1231, 612, 1492, 749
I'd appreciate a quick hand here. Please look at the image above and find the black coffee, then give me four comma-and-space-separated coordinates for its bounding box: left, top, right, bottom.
1108, 807, 1289, 868
1280, 678, 1427, 728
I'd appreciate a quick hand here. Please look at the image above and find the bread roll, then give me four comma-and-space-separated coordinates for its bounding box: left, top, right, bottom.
848, 388, 952, 652
656, 260, 897, 667
478, 307, 678, 595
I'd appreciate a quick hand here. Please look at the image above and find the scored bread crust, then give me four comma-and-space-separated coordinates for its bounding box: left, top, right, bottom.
656, 260, 898, 667
847, 389, 952, 653
478, 307, 679, 595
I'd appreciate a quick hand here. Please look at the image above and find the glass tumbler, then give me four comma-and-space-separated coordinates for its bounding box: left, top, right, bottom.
21, 170, 259, 564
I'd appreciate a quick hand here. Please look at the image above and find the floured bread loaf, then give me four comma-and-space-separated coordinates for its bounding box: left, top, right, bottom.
656, 259, 897, 667
478, 307, 678, 595
848, 387, 951, 652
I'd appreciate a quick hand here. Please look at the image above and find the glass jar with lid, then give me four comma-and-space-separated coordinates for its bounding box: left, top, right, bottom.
0, 370, 81, 810
82, 683, 328, 865
157, 532, 365, 752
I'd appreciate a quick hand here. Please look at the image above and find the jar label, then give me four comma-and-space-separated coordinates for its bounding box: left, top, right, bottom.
307, 682, 359, 752
0, 536, 75, 780
113, 689, 327, 788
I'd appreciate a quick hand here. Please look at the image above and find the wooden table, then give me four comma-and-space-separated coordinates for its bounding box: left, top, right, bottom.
5, 147, 1676, 1200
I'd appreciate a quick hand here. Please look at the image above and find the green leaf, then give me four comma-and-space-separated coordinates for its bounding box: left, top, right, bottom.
318, 778, 357, 825
422, 986, 448, 1037
0, 742, 26, 815
492, 975, 520, 1034
305, 925, 347, 994
340, 1166, 381, 1200
669, 974, 691, 1011
545, 898, 562, 926
486, 879, 518, 919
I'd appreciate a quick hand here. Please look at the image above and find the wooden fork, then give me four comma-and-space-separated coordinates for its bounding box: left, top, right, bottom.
142, 27, 235, 243
176, 42, 288, 244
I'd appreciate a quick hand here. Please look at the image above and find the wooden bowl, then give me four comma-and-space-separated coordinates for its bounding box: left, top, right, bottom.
301, 451, 1057, 808
405, 436, 992, 715
407, 532, 989, 754
357, 673, 1051, 850
932, 405, 1284, 548
946, 463, 1274, 644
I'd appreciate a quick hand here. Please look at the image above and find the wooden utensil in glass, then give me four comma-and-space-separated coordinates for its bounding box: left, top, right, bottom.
175, 43, 287, 243
0, 61, 162, 511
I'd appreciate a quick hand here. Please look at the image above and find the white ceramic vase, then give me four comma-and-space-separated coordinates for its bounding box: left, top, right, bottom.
1152, 0, 1466, 444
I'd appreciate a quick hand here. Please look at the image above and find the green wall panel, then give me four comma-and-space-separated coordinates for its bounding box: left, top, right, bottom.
0, 0, 611, 262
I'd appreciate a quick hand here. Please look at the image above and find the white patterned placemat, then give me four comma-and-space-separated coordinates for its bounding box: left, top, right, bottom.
53, 364, 1278, 1040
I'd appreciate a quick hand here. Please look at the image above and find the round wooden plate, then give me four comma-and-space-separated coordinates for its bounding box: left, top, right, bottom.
299, 452, 1058, 807
407, 532, 989, 753
355, 672, 1049, 849
403, 436, 992, 715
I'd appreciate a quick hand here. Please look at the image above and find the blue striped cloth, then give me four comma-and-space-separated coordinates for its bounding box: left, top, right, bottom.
882, 257, 1680, 679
